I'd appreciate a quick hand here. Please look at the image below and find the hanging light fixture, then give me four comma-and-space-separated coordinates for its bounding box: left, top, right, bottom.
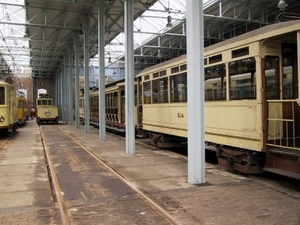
78, 29, 84, 39
165, 0, 172, 28
277, 0, 288, 11
166, 14, 172, 28
157, 48, 162, 58
23, 26, 29, 39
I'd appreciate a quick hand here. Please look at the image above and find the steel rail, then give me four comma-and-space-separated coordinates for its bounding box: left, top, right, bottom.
58, 126, 183, 225
39, 127, 70, 225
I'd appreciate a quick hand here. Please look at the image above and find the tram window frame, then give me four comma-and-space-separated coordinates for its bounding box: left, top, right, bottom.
143, 81, 151, 104
265, 56, 280, 100
0, 87, 4, 105
205, 64, 226, 101
152, 77, 168, 103
229, 57, 256, 100
282, 44, 297, 99
170, 73, 187, 103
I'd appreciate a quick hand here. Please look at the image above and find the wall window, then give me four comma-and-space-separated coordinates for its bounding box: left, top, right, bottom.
205, 64, 226, 101
230, 57, 256, 100
170, 73, 187, 103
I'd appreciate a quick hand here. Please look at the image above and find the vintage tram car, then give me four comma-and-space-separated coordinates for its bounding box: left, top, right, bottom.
135, 20, 300, 179
17, 93, 28, 125
36, 93, 59, 124
83, 20, 300, 179
0, 80, 18, 134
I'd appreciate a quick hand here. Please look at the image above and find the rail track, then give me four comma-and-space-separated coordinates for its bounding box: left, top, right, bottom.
0, 134, 13, 150
40, 125, 183, 225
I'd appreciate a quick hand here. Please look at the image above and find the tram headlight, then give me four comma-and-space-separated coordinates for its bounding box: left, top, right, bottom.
0, 116, 4, 122
44, 110, 51, 117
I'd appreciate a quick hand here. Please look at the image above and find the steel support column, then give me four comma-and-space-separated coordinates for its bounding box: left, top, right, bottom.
187, 0, 205, 184
62, 57, 68, 122
74, 37, 80, 129
98, 0, 106, 141
297, 31, 300, 105
84, 14, 90, 133
57, 68, 62, 121
124, 0, 135, 154
68, 45, 73, 125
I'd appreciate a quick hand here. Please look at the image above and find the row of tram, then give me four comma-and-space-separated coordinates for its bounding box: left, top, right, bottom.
80, 20, 300, 179
0, 80, 28, 135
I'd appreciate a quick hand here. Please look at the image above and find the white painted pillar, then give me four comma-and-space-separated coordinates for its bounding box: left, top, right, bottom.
186, 0, 205, 184
98, 0, 106, 141
84, 14, 90, 133
124, 0, 135, 154
63, 57, 68, 122
68, 45, 74, 126
297, 31, 300, 103
74, 37, 80, 129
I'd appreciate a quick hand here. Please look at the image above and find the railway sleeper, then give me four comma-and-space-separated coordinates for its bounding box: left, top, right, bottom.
216, 146, 265, 174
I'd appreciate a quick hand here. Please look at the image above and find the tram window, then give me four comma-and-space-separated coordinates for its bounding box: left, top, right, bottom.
205, 64, 226, 101
152, 78, 168, 103
265, 56, 280, 99
0, 87, 4, 105
229, 58, 256, 100
282, 45, 297, 99
180, 64, 187, 71
143, 81, 151, 104
170, 73, 187, 103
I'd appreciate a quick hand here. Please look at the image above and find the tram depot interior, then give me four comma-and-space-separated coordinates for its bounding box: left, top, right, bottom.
0, 0, 300, 181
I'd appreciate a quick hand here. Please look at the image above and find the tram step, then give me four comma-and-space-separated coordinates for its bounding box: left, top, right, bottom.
263, 167, 300, 180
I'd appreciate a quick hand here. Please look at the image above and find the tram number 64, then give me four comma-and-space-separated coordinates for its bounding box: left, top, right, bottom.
177, 112, 184, 118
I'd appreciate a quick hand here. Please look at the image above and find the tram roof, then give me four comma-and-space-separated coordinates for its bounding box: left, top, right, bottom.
0, 0, 299, 79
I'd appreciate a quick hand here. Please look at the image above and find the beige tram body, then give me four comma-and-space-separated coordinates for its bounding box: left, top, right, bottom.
36, 93, 59, 124
0, 80, 18, 134
136, 20, 300, 178
17, 94, 28, 125
89, 79, 143, 134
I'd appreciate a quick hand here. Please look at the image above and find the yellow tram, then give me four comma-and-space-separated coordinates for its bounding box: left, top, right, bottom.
17, 93, 28, 125
36, 93, 59, 124
136, 20, 300, 179
84, 20, 300, 179
0, 80, 18, 134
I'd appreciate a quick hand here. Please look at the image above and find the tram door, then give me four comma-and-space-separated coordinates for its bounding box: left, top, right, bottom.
265, 43, 299, 148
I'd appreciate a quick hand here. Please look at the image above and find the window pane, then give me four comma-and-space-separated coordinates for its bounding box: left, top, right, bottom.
230, 58, 256, 100
143, 81, 151, 104
170, 73, 187, 103
0, 87, 5, 105
205, 64, 226, 101
265, 56, 280, 99
153, 78, 168, 103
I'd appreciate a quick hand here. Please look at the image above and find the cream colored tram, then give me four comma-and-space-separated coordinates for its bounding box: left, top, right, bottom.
17, 94, 28, 125
136, 20, 300, 179
36, 93, 59, 124
0, 80, 18, 134
89, 79, 144, 135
